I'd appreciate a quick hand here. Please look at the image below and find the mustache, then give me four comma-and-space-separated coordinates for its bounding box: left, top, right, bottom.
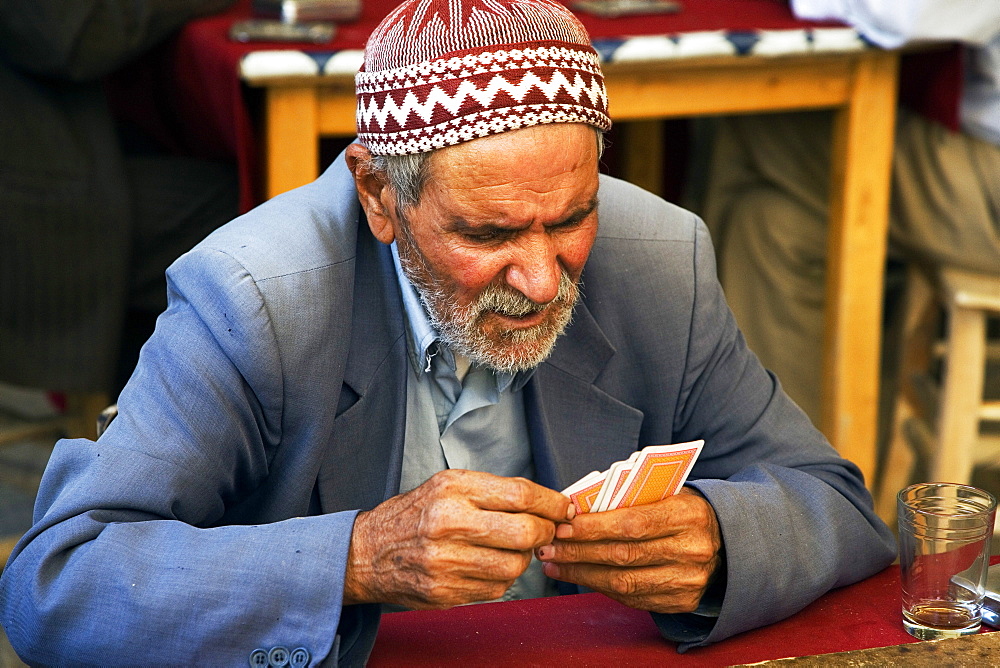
474, 272, 577, 318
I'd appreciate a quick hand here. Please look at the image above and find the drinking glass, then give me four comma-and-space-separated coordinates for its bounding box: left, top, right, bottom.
898, 482, 996, 640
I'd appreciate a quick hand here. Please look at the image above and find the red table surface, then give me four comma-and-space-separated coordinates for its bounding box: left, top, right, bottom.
367, 559, 1000, 666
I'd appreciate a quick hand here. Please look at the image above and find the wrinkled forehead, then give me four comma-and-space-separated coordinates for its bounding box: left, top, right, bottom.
416, 123, 601, 215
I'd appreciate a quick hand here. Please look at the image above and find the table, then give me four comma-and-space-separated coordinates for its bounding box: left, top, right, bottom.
366, 562, 999, 666
166, 0, 899, 488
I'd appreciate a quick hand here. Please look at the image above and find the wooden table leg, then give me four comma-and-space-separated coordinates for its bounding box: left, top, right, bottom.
619, 121, 665, 196
265, 85, 321, 200
822, 50, 899, 486
63, 392, 111, 440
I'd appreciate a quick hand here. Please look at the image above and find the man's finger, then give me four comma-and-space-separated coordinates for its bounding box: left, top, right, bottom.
555, 490, 711, 542
540, 527, 721, 569
414, 471, 566, 549
537, 536, 681, 567
453, 508, 560, 551
433, 545, 534, 585
400, 548, 534, 609
445, 471, 573, 523
542, 561, 709, 613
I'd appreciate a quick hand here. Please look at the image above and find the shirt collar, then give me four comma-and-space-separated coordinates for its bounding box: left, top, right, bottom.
390, 242, 533, 392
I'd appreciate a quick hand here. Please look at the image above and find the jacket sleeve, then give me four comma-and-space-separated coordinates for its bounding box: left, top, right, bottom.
0, 246, 355, 666
653, 219, 897, 649
0, 0, 234, 80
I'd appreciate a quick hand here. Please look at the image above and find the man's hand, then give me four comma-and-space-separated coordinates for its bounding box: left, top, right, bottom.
536, 487, 721, 613
343, 470, 573, 609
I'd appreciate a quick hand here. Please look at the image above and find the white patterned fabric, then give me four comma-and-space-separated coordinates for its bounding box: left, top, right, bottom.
355, 0, 611, 155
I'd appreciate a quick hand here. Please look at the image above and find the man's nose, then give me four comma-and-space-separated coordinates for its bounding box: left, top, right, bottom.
504, 235, 561, 305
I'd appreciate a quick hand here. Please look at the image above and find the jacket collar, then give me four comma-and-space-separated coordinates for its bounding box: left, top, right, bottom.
319, 224, 409, 513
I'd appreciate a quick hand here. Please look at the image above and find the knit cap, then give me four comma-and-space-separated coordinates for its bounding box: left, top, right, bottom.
355, 0, 611, 155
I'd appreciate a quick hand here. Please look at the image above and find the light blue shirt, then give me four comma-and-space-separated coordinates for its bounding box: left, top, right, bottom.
390, 243, 556, 601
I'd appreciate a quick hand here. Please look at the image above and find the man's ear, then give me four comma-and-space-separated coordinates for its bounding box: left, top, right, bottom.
345, 143, 396, 244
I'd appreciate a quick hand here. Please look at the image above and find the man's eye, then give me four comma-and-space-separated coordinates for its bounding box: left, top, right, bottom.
466, 230, 508, 243
550, 215, 588, 232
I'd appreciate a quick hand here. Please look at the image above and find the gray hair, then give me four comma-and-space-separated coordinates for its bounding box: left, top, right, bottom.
368, 152, 430, 212
369, 127, 606, 213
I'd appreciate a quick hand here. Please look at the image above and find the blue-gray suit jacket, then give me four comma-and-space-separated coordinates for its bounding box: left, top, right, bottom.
0, 155, 895, 666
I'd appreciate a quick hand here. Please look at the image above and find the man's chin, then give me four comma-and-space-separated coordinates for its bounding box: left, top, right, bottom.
439, 297, 575, 373
466, 325, 560, 374
469, 346, 552, 375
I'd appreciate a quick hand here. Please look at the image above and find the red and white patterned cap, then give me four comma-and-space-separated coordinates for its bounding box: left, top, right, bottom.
356, 0, 611, 155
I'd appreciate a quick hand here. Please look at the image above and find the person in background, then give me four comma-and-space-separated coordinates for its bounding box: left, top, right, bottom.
0, 0, 238, 405
701, 0, 1000, 425
1, 1, 894, 664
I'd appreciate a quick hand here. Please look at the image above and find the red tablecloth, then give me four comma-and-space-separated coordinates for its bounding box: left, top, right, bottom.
367, 560, 999, 666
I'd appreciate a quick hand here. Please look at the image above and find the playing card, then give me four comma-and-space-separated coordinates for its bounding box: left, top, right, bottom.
607, 440, 704, 510
561, 470, 606, 514
594, 452, 639, 512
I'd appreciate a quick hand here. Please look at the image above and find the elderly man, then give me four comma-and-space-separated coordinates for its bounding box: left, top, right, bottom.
0, 0, 894, 665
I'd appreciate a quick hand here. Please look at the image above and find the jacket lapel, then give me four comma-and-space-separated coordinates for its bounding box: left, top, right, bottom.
317, 231, 408, 513
527, 302, 644, 492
